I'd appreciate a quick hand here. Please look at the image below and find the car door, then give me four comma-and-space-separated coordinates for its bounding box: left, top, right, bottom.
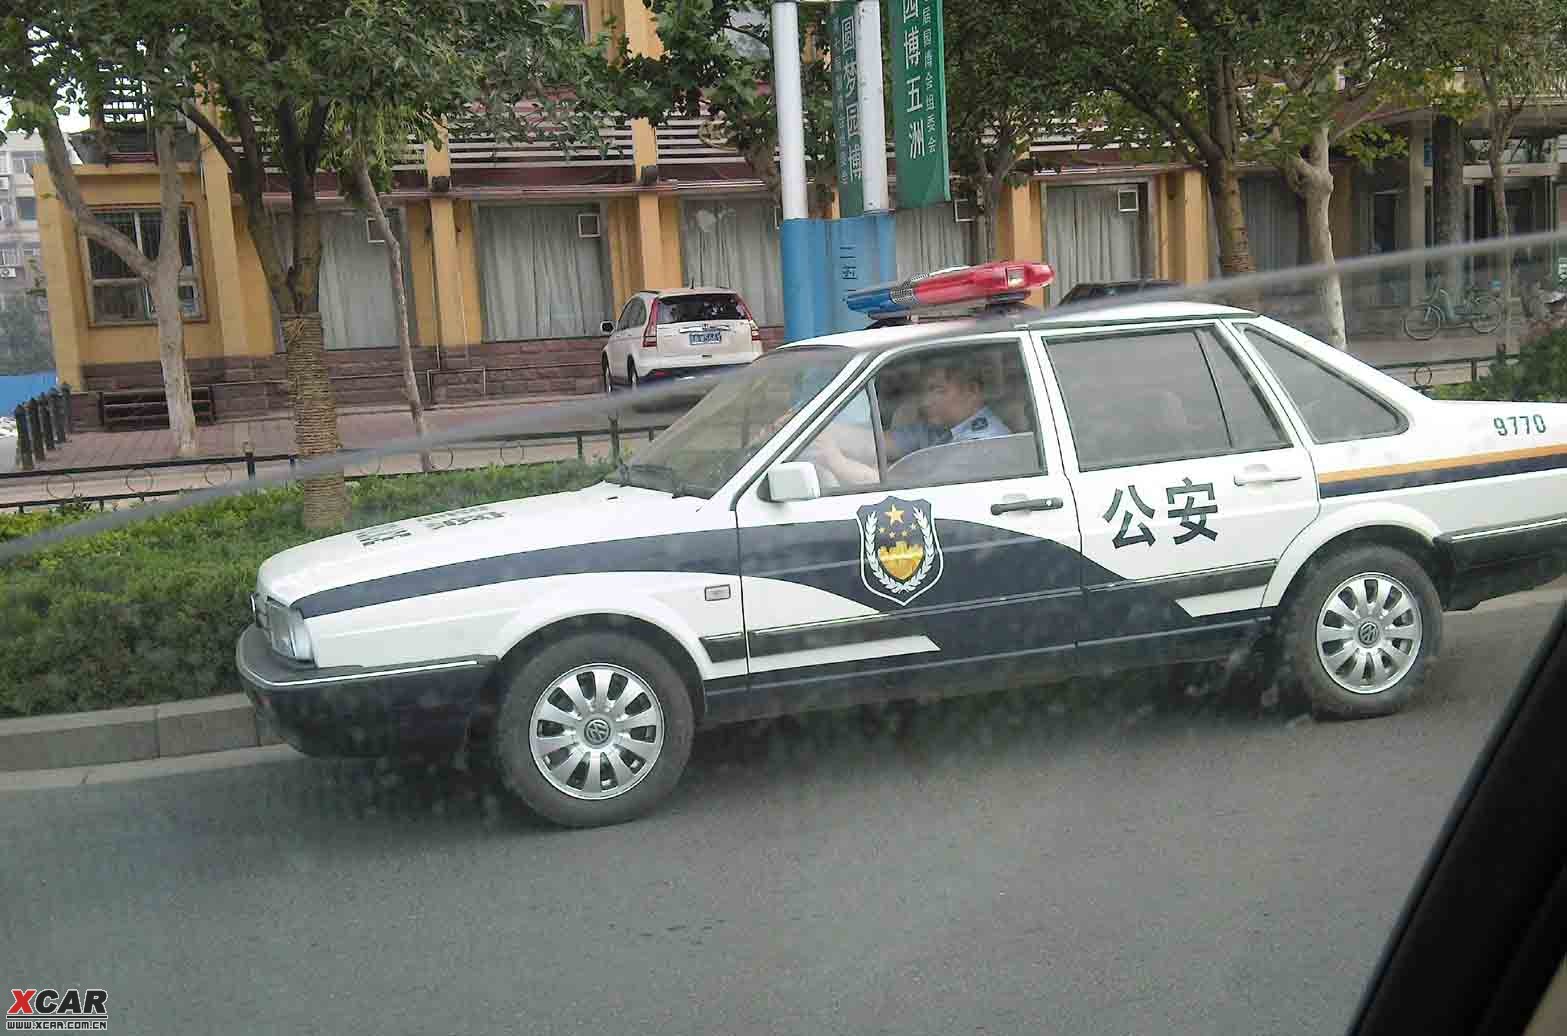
725, 335, 1083, 722
1036, 321, 1320, 668
608, 296, 645, 383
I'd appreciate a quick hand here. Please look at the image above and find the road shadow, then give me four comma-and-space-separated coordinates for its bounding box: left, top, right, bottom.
274, 663, 1301, 834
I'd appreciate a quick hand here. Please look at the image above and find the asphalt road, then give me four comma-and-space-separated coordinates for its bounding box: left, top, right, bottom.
3, 594, 1561, 1036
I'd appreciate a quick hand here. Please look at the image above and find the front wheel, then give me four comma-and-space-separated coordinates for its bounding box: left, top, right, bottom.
493, 632, 694, 827
1277, 545, 1441, 719
1403, 305, 1441, 341
602, 357, 614, 394
1470, 295, 1504, 335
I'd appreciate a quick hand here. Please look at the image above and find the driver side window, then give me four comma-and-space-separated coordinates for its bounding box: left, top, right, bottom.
790, 341, 1045, 494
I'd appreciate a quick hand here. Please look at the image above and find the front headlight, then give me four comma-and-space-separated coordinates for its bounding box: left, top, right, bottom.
264, 599, 314, 662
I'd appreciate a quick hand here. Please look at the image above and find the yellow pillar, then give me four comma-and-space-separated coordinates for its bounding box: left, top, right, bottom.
1158, 169, 1211, 286
424, 132, 471, 349
997, 181, 1046, 308
197, 135, 256, 357
32, 166, 86, 388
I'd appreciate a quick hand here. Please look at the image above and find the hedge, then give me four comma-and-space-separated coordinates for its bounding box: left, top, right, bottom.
1434, 325, 1567, 402
0, 461, 608, 718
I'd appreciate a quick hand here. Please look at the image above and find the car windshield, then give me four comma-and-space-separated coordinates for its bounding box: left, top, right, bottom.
658, 294, 747, 323
605, 347, 853, 497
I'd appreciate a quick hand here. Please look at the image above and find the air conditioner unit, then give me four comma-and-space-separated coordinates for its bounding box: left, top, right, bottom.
366, 217, 387, 244
0, 267, 17, 279
577, 211, 602, 238
0, 176, 9, 190
1117, 187, 1140, 213
953, 196, 978, 223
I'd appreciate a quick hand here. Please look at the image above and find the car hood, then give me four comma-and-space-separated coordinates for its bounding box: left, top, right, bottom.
257, 482, 718, 606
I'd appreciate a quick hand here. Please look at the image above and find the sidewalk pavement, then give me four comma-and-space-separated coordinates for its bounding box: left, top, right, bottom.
1, 394, 689, 508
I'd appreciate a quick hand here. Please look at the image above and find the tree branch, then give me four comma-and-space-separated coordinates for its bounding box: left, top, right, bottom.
32, 108, 155, 279
180, 100, 239, 170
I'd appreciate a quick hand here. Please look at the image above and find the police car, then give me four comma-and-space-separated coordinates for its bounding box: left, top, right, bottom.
237, 261, 1567, 827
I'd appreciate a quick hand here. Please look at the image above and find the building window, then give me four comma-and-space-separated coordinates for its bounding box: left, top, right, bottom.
0, 248, 17, 266
82, 208, 204, 325
559, 1, 587, 39
0, 203, 11, 224
16, 197, 36, 222
22, 244, 40, 259
32, 294, 48, 311
10, 152, 44, 175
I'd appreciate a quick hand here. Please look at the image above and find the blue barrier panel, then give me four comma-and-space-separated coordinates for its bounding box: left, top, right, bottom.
780, 212, 898, 343
0, 372, 57, 413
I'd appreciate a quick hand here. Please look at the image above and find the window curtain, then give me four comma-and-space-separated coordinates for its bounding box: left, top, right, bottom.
1043, 185, 1144, 304
274, 210, 414, 350
895, 203, 971, 279
476, 204, 612, 340
1240, 175, 1304, 272
680, 198, 784, 326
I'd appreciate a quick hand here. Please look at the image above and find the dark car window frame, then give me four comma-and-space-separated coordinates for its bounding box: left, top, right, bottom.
1239, 324, 1410, 444
1044, 323, 1295, 473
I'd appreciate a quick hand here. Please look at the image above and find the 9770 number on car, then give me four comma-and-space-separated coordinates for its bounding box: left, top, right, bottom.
1495, 414, 1547, 436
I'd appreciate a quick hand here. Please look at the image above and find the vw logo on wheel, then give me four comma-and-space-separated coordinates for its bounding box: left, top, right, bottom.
1357, 621, 1381, 647
583, 717, 612, 747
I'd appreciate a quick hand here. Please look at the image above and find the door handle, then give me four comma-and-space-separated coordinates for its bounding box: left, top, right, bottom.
991, 496, 1064, 515
1233, 466, 1304, 486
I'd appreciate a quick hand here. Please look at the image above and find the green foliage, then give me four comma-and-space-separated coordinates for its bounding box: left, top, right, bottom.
1433, 328, 1567, 402
0, 305, 50, 375
0, 461, 609, 717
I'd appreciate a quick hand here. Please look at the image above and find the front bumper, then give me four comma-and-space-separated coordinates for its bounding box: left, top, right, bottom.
235, 625, 496, 757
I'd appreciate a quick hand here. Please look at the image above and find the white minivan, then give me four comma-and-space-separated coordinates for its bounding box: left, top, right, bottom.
601, 287, 764, 391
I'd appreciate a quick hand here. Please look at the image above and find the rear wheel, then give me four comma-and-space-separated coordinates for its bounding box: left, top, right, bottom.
1278, 545, 1441, 719
492, 632, 694, 827
602, 357, 614, 394
1470, 294, 1504, 334
1403, 305, 1441, 341
627, 360, 640, 391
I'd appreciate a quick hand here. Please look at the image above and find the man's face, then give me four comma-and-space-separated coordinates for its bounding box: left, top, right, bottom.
921, 368, 981, 428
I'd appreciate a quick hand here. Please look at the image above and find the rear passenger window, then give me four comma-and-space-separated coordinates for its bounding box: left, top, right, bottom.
1047, 329, 1231, 470
1244, 328, 1404, 442
1197, 331, 1290, 451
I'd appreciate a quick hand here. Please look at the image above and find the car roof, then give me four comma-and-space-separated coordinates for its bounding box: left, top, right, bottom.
780, 301, 1255, 351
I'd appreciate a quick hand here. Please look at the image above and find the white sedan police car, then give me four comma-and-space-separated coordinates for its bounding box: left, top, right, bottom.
238, 262, 1567, 827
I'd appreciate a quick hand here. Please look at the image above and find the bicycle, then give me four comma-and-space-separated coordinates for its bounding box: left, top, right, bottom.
1403, 281, 1504, 340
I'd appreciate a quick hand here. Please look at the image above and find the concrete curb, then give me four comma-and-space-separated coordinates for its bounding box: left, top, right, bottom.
0, 693, 282, 773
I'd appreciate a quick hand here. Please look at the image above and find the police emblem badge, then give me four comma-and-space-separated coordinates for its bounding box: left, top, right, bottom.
857, 496, 944, 606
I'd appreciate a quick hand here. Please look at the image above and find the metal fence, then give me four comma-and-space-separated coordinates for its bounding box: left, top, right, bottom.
0, 417, 669, 513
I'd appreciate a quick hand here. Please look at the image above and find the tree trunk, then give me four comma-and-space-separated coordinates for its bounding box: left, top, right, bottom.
152, 120, 198, 458
354, 159, 430, 472
981, 173, 1002, 263
1208, 161, 1254, 278
1488, 125, 1514, 350
1280, 125, 1348, 350
282, 313, 350, 529
1431, 114, 1466, 293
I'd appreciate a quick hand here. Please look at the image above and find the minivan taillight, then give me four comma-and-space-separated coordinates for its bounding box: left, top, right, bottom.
750, 322, 762, 343
735, 298, 762, 344
643, 301, 659, 348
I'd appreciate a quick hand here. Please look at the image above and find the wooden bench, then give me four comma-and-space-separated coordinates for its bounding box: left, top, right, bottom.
99, 387, 215, 430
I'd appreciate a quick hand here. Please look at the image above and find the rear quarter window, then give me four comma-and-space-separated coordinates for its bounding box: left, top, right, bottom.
1243, 327, 1405, 443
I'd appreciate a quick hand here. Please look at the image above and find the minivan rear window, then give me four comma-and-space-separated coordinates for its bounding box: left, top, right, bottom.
658, 294, 746, 323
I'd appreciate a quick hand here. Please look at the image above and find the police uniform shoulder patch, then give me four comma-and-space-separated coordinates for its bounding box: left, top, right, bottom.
857, 496, 944, 606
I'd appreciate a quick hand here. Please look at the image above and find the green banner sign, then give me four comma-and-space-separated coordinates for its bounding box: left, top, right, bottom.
830, 2, 864, 218
889, 0, 950, 210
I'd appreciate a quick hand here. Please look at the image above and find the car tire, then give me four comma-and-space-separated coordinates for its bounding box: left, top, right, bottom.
602, 357, 614, 394
1277, 544, 1441, 719
627, 360, 640, 391
492, 632, 695, 827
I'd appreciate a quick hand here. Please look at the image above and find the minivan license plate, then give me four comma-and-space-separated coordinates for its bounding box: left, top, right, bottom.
688, 331, 722, 345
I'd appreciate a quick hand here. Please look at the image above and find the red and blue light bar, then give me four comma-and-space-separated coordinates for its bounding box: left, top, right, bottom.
845, 261, 1055, 318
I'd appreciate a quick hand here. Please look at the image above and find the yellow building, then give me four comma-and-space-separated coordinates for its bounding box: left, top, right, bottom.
34, 1, 1223, 429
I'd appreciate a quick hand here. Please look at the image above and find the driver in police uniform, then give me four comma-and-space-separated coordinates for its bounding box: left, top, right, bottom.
808, 357, 1010, 486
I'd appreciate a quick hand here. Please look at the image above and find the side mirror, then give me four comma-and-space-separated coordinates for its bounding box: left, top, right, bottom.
599, 320, 616, 335
761, 461, 821, 503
